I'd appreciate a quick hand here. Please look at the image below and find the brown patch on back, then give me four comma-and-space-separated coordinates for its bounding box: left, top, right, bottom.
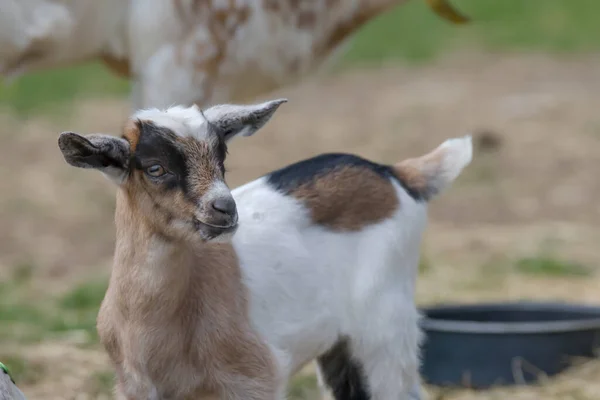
291, 165, 398, 231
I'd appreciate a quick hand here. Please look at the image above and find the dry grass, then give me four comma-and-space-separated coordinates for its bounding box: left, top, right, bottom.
2, 53, 600, 399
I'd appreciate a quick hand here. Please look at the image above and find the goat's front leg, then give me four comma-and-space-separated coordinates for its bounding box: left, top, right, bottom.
114, 383, 162, 400
219, 375, 285, 400
217, 336, 285, 400
113, 366, 161, 400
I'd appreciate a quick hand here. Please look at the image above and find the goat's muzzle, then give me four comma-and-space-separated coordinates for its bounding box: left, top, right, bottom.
193, 217, 238, 241
193, 195, 239, 240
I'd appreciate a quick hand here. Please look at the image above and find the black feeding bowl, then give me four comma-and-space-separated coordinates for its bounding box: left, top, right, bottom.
419, 302, 600, 389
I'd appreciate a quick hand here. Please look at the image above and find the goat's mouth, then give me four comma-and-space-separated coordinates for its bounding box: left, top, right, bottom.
193, 218, 238, 239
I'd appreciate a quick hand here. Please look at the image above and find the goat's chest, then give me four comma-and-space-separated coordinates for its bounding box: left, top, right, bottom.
137, 327, 207, 383
98, 307, 211, 397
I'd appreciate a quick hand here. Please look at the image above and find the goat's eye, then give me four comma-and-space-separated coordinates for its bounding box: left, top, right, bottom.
146, 164, 166, 177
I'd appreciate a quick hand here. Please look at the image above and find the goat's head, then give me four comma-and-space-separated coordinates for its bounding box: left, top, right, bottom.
58, 98, 287, 242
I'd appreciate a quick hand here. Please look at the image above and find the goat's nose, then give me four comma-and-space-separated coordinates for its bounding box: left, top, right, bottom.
211, 197, 237, 216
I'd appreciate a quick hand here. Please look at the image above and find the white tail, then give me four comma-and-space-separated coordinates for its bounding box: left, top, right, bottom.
394, 135, 473, 201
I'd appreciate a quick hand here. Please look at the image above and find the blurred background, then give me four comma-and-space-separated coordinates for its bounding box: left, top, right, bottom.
1, 0, 600, 399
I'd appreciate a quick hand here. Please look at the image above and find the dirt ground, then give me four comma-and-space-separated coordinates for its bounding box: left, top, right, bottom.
2, 52, 600, 399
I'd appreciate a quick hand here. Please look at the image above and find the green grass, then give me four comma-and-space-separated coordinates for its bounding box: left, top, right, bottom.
345, 0, 600, 65
59, 280, 108, 311
0, 276, 108, 344
85, 370, 116, 397
419, 252, 433, 274
515, 256, 592, 278
0, 63, 129, 117
1, 0, 599, 115
288, 374, 320, 399
0, 354, 45, 385
11, 262, 35, 285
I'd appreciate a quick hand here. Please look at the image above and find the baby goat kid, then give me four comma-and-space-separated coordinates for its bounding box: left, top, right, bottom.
58, 99, 472, 400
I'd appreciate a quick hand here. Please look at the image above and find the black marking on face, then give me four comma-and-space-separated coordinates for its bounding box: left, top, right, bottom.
132, 121, 190, 194
132, 120, 231, 203
317, 338, 371, 400
265, 153, 425, 202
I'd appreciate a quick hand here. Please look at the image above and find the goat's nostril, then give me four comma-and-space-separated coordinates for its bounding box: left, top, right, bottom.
211, 197, 237, 216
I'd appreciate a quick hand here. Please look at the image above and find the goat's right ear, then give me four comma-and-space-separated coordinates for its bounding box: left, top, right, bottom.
58, 132, 130, 184
203, 98, 287, 142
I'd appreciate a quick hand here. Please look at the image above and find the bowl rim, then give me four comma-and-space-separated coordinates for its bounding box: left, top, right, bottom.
420, 301, 600, 334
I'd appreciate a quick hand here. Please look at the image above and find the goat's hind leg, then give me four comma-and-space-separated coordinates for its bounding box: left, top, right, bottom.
316, 327, 422, 400
315, 340, 370, 400
356, 318, 422, 400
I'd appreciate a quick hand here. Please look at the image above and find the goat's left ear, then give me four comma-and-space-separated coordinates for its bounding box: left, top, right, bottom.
58, 132, 130, 184
203, 98, 287, 142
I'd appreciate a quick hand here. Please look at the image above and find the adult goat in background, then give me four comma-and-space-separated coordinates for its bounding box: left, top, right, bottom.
0, 0, 468, 109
